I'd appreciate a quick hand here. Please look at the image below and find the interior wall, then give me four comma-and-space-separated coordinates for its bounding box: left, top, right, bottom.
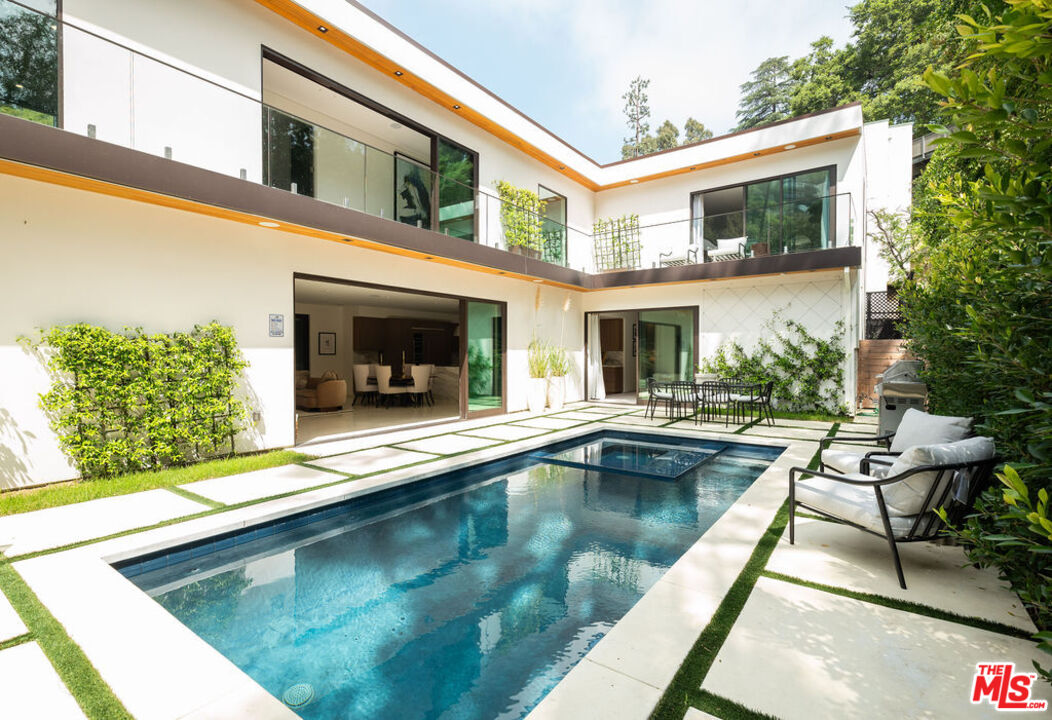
293, 302, 346, 378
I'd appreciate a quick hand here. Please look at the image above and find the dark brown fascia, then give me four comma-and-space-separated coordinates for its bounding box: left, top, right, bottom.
0, 114, 859, 289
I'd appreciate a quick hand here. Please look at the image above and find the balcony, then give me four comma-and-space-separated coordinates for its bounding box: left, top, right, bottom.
0, 2, 860, 287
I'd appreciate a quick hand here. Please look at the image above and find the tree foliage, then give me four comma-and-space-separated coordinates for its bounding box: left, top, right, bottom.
735, 56, 793, 130
900, 0, 1052, 673
683, 117, 714, 143
621, 76, 652, 159
0, 2, 58, 125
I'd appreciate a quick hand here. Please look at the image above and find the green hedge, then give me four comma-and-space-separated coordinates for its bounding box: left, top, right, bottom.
702, 315, 847, 415
28, 322, 249, 478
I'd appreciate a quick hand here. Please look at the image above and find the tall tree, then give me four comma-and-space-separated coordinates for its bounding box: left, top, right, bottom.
621, 76, 652, 159
654, 119, 679, 151
735, 56, 792, 130
788, 36, 858, 117
683, 117, 713, 144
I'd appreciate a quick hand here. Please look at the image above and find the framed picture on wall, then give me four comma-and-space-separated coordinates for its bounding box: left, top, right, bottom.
318, 332, 336, 356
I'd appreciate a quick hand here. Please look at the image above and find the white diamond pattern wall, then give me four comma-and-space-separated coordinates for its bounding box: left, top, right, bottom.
699, 279, 843, 360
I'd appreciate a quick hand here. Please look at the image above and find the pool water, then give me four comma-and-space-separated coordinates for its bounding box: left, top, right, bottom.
121, 432, 780, 720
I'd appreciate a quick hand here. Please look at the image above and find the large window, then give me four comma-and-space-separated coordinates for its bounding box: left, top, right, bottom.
691, 166, 834, 257
538, 185, 567, 265
0, 0, 59, 126
437, 138, 477, 241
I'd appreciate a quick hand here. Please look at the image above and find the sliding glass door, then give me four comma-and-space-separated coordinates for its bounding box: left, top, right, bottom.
464, 301, 504, 415
636, 308, 696, 404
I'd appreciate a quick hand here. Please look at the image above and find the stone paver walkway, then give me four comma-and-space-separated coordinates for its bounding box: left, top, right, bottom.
0, 642, 86, 719
179, 464, 338, 506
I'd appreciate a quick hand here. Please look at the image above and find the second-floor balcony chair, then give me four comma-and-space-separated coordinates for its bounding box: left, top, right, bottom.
706, 237, 747, 262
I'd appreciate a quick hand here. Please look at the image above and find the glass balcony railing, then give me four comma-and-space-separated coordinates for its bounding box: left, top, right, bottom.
0, 1, 857, 279
590, 192, 857, 273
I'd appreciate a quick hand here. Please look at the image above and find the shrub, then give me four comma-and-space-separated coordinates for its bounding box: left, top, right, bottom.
702, 314, 847, 415
26, 322, 249, 478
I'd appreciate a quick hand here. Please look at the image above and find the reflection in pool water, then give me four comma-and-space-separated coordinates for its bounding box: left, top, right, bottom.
123, 433, 779, 720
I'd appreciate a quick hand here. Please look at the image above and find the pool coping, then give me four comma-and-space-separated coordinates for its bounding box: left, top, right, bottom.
13, 422, 815, 720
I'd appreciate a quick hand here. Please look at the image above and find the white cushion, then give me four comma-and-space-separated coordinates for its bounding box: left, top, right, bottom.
795, 475, 915, 535
883, 436, 996, 516
889, 409, 972, 452
820, 449, 891, 478
717, 237, 746, 253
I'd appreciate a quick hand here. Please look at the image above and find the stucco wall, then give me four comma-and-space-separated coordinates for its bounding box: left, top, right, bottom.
0, 173, 585, 488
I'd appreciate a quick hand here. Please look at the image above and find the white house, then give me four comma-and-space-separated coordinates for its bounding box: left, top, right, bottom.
0, 0, 913, 488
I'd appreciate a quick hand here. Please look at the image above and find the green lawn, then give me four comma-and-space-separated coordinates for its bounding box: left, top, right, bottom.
0, 451, 309, 516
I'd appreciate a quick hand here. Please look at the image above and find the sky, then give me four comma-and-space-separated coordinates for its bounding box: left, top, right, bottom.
359, 0, 857, 164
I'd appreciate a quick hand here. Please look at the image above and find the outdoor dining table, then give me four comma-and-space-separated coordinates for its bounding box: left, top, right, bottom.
652, 379, 767, 425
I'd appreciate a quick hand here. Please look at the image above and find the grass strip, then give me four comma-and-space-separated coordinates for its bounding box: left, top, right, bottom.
164, 486, 224, 509
0, 563, 132, 719
0, 450, 310, 516
761, 571, 1034, 640
648, 499, 791, 720
691, 689, 777, 720
0, 631, 32, 651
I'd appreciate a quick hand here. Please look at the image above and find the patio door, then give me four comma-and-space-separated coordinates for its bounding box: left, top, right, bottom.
462, 300, 505, 417
637, 308, 696, 402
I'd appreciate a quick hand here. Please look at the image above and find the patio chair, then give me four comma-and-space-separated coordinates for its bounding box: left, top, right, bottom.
669, 380, 697, 421
706, 237, 746, 262
820, 409, 972, 476
645, 377, 672, 419
790, 435, 997, 588
351, 364, 378, 406
696, 381, 730, 426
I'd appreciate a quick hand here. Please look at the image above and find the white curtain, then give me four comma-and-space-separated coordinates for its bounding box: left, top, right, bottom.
587, 315, 606, 401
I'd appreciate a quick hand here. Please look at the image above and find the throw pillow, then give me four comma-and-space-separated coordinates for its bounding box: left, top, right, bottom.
320, 370, 338, 381
889, 409, 972, 452
883, 436, 995, 516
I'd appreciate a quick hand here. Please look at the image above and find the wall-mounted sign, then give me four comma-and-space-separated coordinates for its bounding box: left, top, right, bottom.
269, 314, 284, 337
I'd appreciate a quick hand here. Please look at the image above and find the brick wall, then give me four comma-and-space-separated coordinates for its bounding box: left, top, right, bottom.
857, 339, 910, 408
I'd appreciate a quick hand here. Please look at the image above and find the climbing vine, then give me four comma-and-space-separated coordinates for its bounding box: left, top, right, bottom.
25, 322, 249, 478
495, 180, 546, 252
702, 313, 847, 414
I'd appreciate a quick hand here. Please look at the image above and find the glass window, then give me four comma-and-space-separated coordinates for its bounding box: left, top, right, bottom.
0, 0, 59, 126
539, 185, 567, 265
745, 178, 782, 254
781, 169, 831, 252
466, 301, 503, 412
638, 308, 694, 390
437, 138, 476, 241
395, 153, 433, 229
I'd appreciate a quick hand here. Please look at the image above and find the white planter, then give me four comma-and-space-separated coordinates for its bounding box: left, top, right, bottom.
547, 376, 566, 411
527, 377, 547, 413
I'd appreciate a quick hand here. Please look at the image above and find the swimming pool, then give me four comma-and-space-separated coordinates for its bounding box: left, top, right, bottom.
118, 430, 782, 719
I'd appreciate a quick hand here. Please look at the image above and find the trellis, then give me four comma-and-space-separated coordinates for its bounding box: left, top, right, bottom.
593, 214, 641, 271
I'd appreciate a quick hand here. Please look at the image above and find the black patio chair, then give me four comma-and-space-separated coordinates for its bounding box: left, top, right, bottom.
645, 377, 673, 419
789, 437, 997, 589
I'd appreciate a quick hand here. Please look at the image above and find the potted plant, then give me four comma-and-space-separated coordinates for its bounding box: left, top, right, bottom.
547, 345, 571, 411
527, 339, 549, 412
496, 181, 546, 259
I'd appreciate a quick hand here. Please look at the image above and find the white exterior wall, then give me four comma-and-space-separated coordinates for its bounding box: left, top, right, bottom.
594, 138, 866, 269
582, 269, 857, 412
59, 0, 598, 246
861, 120, 914, 292
0, 174, 585, 489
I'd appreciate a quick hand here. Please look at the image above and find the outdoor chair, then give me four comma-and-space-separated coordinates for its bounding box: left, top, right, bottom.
669, 380, 697, 421
351, 364, 378, 406
790, 435, 997, 589
820, 409, 973, 476
645, 377, 673, 419
706, 237, 747, 262
696, 381, 730, 426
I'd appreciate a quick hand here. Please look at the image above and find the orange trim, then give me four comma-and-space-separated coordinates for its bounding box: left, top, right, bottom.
0, 158, 586, 291
254, 0, 859, 192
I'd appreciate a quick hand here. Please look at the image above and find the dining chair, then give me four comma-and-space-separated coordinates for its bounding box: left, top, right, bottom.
408, 364, 432, 406
645, 377, 672, 419
351, 364, 377, 406
697, 381, 729, 426
376, 365, 407, 408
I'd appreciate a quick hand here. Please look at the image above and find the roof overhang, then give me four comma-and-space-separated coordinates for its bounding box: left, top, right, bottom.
255, 0, 863, 192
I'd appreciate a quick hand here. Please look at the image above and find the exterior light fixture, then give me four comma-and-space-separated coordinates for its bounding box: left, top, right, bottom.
784, 144, 796, 150
317, 25, 328, 33
629, 179, 639, 184
533, 279, 543, 283
452, 104, 461, 110
558, 165, 565, 170
753, 152, 761, 156
258, 221, 280, 228
394, 70, 404, 76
